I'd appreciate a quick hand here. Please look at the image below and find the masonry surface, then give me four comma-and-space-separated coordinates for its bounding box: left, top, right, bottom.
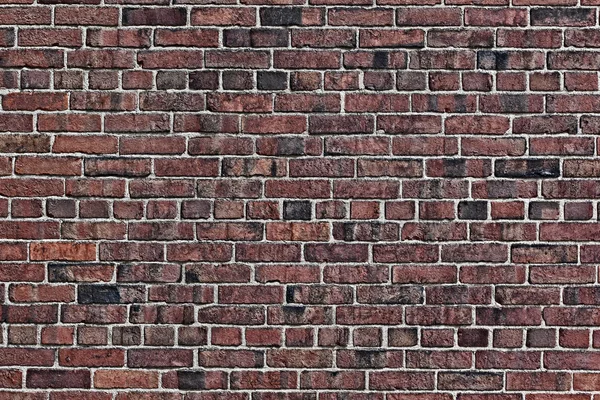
2, 0, 600, 399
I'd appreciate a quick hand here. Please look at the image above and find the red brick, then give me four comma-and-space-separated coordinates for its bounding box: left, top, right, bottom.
410, 50, 475, 69
19, 28, 82, 47
334, 180, 399, 198
0, 7, 51, 25
359, 29, 424, 47
16, 156, 81, 176
30, 242, 96, 261
0, 0, 596, 394
276, 94, 340, 112
369, 372, 434, 390
191, 7, 256, 26
438, 372, 503, 390
397, 8, 461, 26
27, 369, 91, 389
275, 50, 341, 69
506, 372, 570, 391
231, 371, 296, 389
446, 115, 510, 135
0, 49, 63, 67
128, 349, 193, 368
59, 349, 124, 367
55, 7, 119, 26
94, 370, 159, 389
374, 244, 439, 263
311, 115, 374, 134
137, 50, 204, 68
87, 28, 151, 48
167, 243, 232, 262
301, 371, 364, 389
345, 50, 407, 69
207, 93, 272, 113
465, 8, 528, 26
0, 349, 54, 366
267, 349, 331, 368
9, 284, 75, 303
3, 92, 67, 111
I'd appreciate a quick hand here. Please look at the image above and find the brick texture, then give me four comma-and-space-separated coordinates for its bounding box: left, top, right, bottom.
0, 0, 600, 398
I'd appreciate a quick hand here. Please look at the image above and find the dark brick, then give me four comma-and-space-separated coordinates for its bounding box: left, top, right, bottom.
177, 371, 207, 390
189, 70, 219, 90
531, 8, 595, 27
458, 201, 488, 220
78, 285, 145, 304
529, 201, 560, 220
478, 50, 509, 70
495, 159, 560, 179
260, 8, 303, 26
157, 71, 187, 89
123, 7, 187, 26
458, 328, 489, 347
27, 369, 91, 388
113, 326, 141, 346
258, 71, 287, 90
284, 201, 312, 220
222, 70, 253, 90
47, 199, 76, 218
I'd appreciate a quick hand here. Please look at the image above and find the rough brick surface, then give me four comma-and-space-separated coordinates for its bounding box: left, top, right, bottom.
1, 0, 600, 397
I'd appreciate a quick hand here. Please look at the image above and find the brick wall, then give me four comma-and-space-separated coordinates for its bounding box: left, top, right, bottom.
0, 0, 599, 398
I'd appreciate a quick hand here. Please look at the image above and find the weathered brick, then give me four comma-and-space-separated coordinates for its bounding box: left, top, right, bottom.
0, 0, 596, 395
